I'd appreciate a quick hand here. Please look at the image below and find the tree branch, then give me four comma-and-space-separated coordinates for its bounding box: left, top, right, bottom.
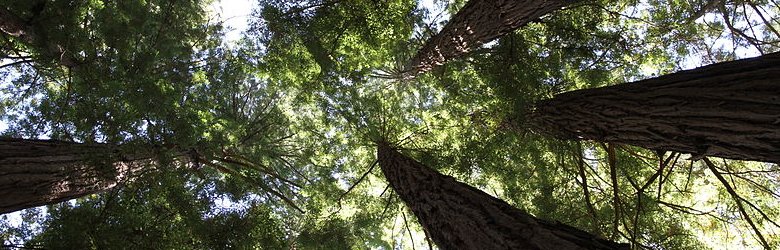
215, 155, 302, 189
575, 143, 598, 224
604, 143, 621, 238
200, 157, 304, 213
336, 160, 378, 203
402, 211, 416, 250
703, 157, 770, 249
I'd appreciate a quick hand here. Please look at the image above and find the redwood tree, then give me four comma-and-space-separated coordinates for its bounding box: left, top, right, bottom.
530, 52, 780, 163
377, 141, 628, 249
0, 138, 152, 214
408, 0, 578, 75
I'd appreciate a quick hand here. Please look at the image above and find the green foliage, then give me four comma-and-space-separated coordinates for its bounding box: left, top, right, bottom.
5, 169, 286, 249
2, 0, 780, 249
1, 0, 219, 144
295, 218, 356, 249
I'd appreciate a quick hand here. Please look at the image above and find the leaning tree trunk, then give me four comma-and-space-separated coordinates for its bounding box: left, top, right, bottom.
530, 52, 780, 163
376, 141, 627, 249
0, 138, 152, 214
407, 0, 579, 75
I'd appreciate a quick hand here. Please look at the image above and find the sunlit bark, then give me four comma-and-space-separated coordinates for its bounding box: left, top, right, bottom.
408, 0, 578, 75
531, 52, 780, 163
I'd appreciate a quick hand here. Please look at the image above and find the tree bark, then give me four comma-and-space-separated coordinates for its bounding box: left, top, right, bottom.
0, 7, 33, 42
0, 138, 151, 214
408, 0, 578, 75
530, 52, 780, 163
376, 141, 628, 250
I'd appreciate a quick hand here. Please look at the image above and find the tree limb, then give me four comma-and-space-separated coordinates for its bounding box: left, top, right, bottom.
703, 157, 770, 249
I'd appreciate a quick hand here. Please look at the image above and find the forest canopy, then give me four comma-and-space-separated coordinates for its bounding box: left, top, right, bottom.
1, 0, 779, 249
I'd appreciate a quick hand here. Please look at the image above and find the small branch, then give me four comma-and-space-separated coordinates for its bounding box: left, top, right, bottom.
280, 156, 313, 185
280, 0, 341, 18
575, 143, 598, 223
215, 156, 302, 189
639, 152, 676, 191
629, 152, 674, 248
200, 157, 304, 213
424, 228, 434, 250
336, 160, 378, 202
379, 183, 391, 197
727, 173, 780, 199
703, 158, 770, 249
689, 0, 723, 21
719, 3, 766, 54
738, 195, 780, 229
0, 58, 32, 69
402, 211, 416, 250
604, 143, 621, 238
745, 0, 780, 38
658, 153, 681, 200
657, 200, 725, 221
380, 195, 397, 221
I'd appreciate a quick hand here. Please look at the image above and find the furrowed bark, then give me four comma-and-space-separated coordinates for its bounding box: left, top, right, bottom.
530, 52, 780, 163
408, 0, 578, 75
377, 141, 628, 250
0, 138, 151, 214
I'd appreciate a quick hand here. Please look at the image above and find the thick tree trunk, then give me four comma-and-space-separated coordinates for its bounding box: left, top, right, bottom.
0, 138, 151, 214
408, 0, 578, 75
376, 141, 627, 250
530, 52, 780, 163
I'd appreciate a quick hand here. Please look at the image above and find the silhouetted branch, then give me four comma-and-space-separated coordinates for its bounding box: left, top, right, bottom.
703, 157, 770, 249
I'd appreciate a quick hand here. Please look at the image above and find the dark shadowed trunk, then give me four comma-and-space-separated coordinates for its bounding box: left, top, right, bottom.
408, 0, 578, 75
0, 138, 152, 214
530, 52, 780, 163
376, 141, 627, 250
0, 7, 34, 43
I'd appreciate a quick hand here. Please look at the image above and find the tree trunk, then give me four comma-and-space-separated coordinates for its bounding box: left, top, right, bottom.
376, 141, 627, 250
0, 138, 151, 214
530, 52, 780, 163
0, 8, 31, 42
408, 0, 578, 75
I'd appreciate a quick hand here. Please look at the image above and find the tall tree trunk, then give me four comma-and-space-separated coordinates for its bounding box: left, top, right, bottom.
376, 141, 627, 250
530, 52, 780, 163
0, 138, 151, 214
408, 0, 578, 75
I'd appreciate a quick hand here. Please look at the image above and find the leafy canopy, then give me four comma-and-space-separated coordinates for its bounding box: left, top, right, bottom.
2, 0, 780, 249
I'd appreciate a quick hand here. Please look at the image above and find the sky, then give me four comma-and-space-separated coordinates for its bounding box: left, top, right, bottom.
209, 0, 254, 44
